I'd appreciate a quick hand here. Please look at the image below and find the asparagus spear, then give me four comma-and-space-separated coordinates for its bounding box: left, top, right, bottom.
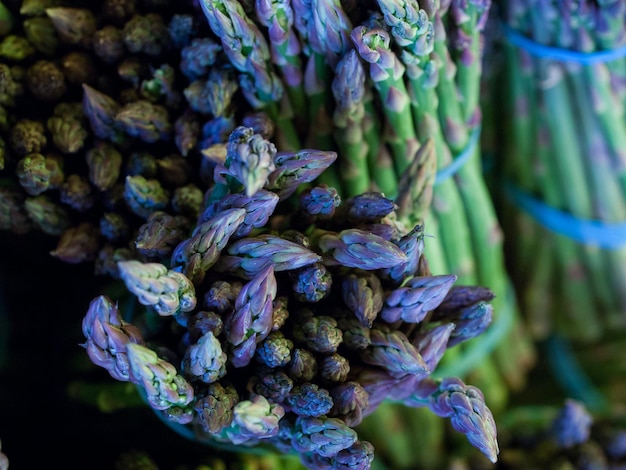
350, 22, 420, 176
362, 86, 398, 197
254, 0, 308, 124
291, 0, 342, 190
331, 49, 370, 196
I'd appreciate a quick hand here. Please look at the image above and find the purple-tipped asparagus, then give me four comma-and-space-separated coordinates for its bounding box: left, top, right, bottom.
413, 323, 456, 372
222, 126, 277, 197
135, 211, 190, 261
118, 260, 197, 317
288, 348, 318, 382
200, 0, 284, 107
286, 383, 334, 417
314, 228, 408, 270
291, 415, 358, 458
198, 189, 279, 238
381, 274, 457, 323
256, 331, 294, 368
342, 270, 384, 327
265, 148, 337, 199
82, 84, 124, 143
221, 394, 285, 445
379, 224, 425, 285
551, 399, 593, 449
319, 353, 350, 383
405, 377, 499, 463
225, 264, 277, 367
299, 184, 341, 220
254, 0, 307, 117
85, 141, 122, 191
81, 295, 144, 383
252, 370, 294, 402
300, 315, 343, 353
290, 262, 333, 303
359, 325, 429, 378
433, 285, 496, 317
447, 301, 493, 347
50, 222, 101, 264
194, 382, 239, 434
123, 175, 169, 219
115, 100, 171, 143
336, 192, 398, 225
203, 280, 243, 314
310, 0, 353, 69
334, 440, 376, 470
214, 234, 322, 279
126, 343, 194, 419
329, 381, 369, 427
171, 207, 246, 285
182, 330, 227, 384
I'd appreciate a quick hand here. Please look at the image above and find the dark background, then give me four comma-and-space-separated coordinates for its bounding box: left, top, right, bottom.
0, 231, 228, 468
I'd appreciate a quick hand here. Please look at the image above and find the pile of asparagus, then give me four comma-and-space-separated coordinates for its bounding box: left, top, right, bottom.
191, 6, 536, 457
82, 124, 500, 469
0, 0, 529, 467
494, 0, 626, 342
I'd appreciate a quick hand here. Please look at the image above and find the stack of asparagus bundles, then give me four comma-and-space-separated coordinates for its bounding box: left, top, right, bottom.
494, 0, 626, 342
82, 125, 501, 469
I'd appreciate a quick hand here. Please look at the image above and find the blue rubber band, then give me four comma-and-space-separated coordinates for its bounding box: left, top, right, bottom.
502, 24, 626, 64
504, 183, 626, 249
435, 126, 481, 185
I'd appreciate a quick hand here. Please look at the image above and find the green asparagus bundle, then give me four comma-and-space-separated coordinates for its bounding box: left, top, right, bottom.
492, 0, 626, 342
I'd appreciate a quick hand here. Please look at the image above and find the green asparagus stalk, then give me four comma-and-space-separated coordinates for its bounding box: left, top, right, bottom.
291, 0, 342, 190
350, 23, 420, 177
362, 86, 398, 197
254, 0, 308, 127
331, 49, 370, 196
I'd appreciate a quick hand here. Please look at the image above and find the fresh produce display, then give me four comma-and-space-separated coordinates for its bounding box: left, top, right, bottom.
3, 0, 626, 469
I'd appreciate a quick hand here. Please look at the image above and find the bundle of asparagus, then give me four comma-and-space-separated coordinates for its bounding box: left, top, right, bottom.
195, 0, 536, 427
494, 0, 626, 342
82, 125, 501, 469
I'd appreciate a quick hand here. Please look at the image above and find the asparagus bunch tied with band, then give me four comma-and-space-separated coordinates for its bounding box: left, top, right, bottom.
493, 0, 626, 342
82, 125, 501, 469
